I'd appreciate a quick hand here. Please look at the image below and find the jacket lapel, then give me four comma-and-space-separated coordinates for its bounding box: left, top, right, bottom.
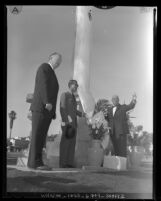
111, 106, 115, 117
114, 104, 121, 116
67, 92, 76, 105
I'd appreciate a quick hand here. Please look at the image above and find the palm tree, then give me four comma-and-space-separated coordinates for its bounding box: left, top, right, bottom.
8, 110, 17, 139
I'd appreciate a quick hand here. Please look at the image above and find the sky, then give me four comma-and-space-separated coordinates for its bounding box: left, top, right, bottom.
7, 6, 154, 138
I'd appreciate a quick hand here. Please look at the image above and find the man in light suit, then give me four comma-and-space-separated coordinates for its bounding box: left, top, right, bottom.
27, 52, 62, 170
108, 94, 137, 157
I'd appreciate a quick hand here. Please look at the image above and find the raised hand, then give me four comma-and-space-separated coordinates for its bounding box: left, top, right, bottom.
132, 92, 137, 101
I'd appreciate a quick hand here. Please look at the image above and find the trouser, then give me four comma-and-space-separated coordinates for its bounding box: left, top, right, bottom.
111, 132, 127, 157
27, 112, 52, 168
59, 126, 76, 167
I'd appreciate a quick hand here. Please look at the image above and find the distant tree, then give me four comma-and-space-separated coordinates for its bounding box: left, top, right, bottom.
142, 131, 148, 136
135, 125, 143, 133
15, 139, 29, 150
126, 113, 135, 133
127, 115, 145, 147
7, 139, 12, 147
140, 131, 153, 155
8, 111, 17, 139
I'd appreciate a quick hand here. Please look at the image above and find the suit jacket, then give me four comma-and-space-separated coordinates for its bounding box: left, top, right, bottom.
60, 92, 82, 128
108, 100, 136, 138
30, 63, 59, 117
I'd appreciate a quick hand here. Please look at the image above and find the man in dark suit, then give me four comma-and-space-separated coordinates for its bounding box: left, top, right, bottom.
27, 52, 62, 170
108, 94, 137, 157
59, 80, 85, 168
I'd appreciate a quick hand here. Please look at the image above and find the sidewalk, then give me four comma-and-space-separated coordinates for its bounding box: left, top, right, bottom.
7, 162, 152, 199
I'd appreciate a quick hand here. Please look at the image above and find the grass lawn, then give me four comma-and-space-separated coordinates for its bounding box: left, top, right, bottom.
6, 164, 153, 199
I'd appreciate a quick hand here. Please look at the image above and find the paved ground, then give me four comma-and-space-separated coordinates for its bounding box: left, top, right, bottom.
6, 161, 153, 199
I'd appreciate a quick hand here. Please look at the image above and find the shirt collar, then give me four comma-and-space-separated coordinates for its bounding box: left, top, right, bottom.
113, 103, 120, 107
48, 62, 53, 70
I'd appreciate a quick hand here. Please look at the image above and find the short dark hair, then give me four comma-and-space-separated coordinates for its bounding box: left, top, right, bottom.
49, 52, 61, 60
68, 79, 79, 88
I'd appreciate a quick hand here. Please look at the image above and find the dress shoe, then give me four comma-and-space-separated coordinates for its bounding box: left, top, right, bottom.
60, 165, 72, 168
65, 165, 75, 168
35, 165, 52, 171
60, 165, 68, 168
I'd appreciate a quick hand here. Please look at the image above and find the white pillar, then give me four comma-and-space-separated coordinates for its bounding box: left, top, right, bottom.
73, 6, 95, 167
73, 6, 95, 117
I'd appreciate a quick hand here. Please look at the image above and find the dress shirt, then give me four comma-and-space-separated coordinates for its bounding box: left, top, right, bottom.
113, 106, 117, 116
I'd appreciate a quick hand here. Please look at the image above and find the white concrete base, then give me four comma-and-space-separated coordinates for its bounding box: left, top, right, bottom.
103, 155, 127, 170
17, 157, 28, 167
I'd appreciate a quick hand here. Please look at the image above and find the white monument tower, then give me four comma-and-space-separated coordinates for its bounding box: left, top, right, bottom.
73, 6, 116, 167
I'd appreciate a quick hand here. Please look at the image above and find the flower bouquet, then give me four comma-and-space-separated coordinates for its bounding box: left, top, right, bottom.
86, 99, 112, 140
86, 99, 112, 167
87, 111, 109, 140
